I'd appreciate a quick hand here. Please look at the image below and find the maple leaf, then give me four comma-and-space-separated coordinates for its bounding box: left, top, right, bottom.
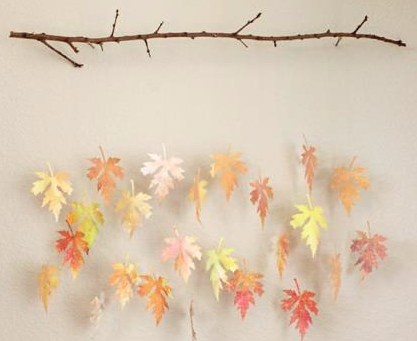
277, 232, 289, 279
205, 238, 238, 301
281, 278, 318, 340
290, 194, 327, 257
140, 144, 185, 202
55, 224, 89, 278
90, 292, 105, 326
301, 142, 318, 192
226, 262, 264, 319
66, 200, 104, 248
109, 260, 139, 309
210, 149, 247, 201
31, 162, 73, 221
115, 180, 152, 237
38, 265, 60, 312
330, 156, 370, 215
137, 274, 172, 325
330, 253, 342, 300
188, 169, 208, 224
350, 223, 387, 279
250, 176, 274, 227
87, 146, 124, 204
161, 228, 202, 283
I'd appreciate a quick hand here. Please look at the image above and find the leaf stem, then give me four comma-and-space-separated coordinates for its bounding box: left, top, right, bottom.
47, 162, 53, 176
130, 179, 135, 195
162, 143, 167, 160
217, 237, 224, 252
349, 155, 357, 169
98, 145, 106, 161
366, 221, 371, 237
302, 134, 308, 146
306, 193, 313, 209
294, 278, 301, 295
66, 221, 74, 234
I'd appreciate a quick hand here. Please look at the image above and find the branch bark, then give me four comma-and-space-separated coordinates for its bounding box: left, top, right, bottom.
9, 10, 406, 68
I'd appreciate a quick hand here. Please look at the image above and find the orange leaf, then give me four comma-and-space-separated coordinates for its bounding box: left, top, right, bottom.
38, 265, 60, 312
87, 147, 124, 204
351, 224, 387, 279
277, 232, 289, 279
138, 274, 172, 325
330, 156, 370, 215
109, 261, 139, 309
250, 177, 273, 227
330, 253, 341, 300
55, 226, 89, 278
301, 144, 317, 192
226, 264, 264, 319
210, 150, 247, 201
281, 278, 318, 340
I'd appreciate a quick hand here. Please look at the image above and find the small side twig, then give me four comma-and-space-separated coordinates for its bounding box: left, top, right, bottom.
336, 15, 368, 46
154, 21, 164, 34
39, 40, 83, 67
144, 39, 151, 57
110, 9, 120, 37
189, 300, 197, 341
233, 12, 262, 35
66, 41, 79, 53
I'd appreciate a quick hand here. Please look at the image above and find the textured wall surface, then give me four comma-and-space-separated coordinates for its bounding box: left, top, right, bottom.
1, 1, 417, 340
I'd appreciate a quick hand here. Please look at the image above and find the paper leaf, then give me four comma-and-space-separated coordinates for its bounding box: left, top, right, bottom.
188, 169, 208, 224
161, 228, 202, 282
281, 278, 318, 340
66, 201, 104, 248
115, 180, 152, 237
137, 274, 172, 325
31, 163, 73, 221
301, 144, 318, 192
205, 238, 238, 301
330, 253, 342, 300
277, 232, 289, 279
140, 144, 185, 201
90, 292, 105, 326
55, 226, 89, 278
250, 176, 273, 227
290, 194, 327, 257
350, 225, 387, 279
109, 261, 139, 309
87, 147, 124, 204
226, 262, 264, 319
38, 265, 60, 312
210, 149, 247, 201
330, 156, 370, 215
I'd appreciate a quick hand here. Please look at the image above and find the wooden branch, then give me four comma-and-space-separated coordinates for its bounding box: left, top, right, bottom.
9, 10, 406, 68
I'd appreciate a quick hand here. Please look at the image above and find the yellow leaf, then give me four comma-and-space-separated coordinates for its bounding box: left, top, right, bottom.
210, 150, 247, 201
31, 163, 73, 221
188, 169, 208, 224
38, 265, 60, 312
115, 180, 152, 237
290, 194, 327, 257
109, 260, 139, 309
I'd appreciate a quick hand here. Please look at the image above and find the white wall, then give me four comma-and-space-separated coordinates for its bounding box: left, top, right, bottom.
1, 1, 417, 340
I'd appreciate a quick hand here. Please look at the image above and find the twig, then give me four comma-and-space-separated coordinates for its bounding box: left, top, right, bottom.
66, 41, 79, 53
335, 15, 368, 46
189, 300, 197, 341
110, 9, 120, 37
39, 40, 83, 68
10, 11, 406, 68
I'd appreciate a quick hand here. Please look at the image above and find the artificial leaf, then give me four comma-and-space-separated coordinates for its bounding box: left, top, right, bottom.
87, 147, 124, 204
210, 149, 247, 201
109, 260, 139, 309
140, 144, 185, 202
31, 163, 73, 221
281, 278, 318, 340
188, 169, 208, 224
205, 238, 238, 301
55, 226, 89, 278
330, 253, 341, 300
351, 225, 387, 279
277, 232, 289, 279
90, 292, 105, 326
290, 194, 327, 257
301, 144, 317, 192
162, 228, 202, 282
115, 180, 152, 237
38, 265, 60, 312
250, 176, 273, 227
226, 262, 264, 319
66, 200, 104, 248
330, 156, 370, 215
138, 274, 172, 325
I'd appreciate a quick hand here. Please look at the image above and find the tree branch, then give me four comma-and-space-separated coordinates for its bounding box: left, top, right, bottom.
9, 11, 405, 68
